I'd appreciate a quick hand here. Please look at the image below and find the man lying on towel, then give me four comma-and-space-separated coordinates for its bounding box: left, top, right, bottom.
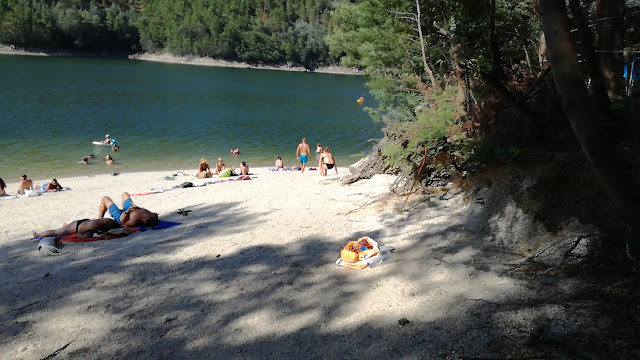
99, 191, 159, 227
34, 218, 121, 238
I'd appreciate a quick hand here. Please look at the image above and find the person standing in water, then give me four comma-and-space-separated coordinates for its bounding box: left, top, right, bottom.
296, 138, 311, 173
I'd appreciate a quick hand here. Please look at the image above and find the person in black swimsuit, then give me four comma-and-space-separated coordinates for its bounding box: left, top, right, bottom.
33, 218, 121, 238
320, 147, 338, 176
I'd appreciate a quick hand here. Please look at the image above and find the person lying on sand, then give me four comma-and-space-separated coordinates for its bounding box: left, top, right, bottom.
33, 218, 121, 238
45, 178, 63, 192
99, 192, 158, 227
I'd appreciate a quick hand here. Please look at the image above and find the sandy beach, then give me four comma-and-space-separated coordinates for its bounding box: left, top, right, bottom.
1, 162, 604, 360
0, 164, 546, 359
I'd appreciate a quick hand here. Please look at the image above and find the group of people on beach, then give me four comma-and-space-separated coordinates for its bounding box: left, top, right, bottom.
196, 158, 249, 178
296, 138, 338, 176
0, 175, 64, 197
28, 136, 335, 241
270, 138, 338, 175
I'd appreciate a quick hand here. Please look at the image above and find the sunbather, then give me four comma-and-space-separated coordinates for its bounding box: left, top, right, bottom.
240, 161, 249, 175
99, 192, 159, 227
18, 174, 33, 194
0, 177, 6, 196
33, 218, 121, 238
45, 178, 63, 192
197, 158, 213, 178
215, 158, 226, 175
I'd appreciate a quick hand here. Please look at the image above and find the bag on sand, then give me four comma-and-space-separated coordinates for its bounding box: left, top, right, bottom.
219, 168, 235, 177
336, 236, 380, 270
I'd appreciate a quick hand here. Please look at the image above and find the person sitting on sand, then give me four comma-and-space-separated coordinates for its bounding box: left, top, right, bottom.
320, 147, 338, 176
33, 218, 121, 239
275, 156, 284, 170
105, 154, 115, 165
197, 158, 213, 178
45, 178, 63, 192
0, 177, 6, 196
230, 148, 239, 154
240, 161, 249, 175
215, 158, 226, 175
18, 174, 33, 195
99, 192, 158, 227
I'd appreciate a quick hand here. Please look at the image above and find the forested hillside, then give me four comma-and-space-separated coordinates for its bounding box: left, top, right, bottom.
0, 0, 333, 68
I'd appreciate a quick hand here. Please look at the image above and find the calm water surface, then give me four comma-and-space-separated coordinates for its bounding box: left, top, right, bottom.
0, 55, 379, 181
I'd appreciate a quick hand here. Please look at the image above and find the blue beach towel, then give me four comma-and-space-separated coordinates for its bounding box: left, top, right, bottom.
137, 220, 182, 232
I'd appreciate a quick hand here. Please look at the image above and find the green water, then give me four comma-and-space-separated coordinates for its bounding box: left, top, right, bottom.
0, 55, 379, 181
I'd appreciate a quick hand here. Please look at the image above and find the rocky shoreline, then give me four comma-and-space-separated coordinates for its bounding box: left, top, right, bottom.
0, 44, 363, 75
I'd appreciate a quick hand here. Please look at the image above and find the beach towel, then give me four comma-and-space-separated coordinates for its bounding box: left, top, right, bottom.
164, 173, 197, 180
59, 227, 140, 242
137, 220, 182, 232
37, 185, 71, 194
35, 220, 181, 243
268, 168, 300, 171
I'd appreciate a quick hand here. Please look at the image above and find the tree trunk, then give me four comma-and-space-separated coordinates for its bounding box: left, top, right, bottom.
486, 0, 501, 79
595, 0, 625, 97
568, 0, 610, 114
538, 0, 640, 238
415, 0, 436, 88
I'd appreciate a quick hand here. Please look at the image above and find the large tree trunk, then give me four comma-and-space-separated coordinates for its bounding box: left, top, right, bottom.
486, 0, 501, 80
595, 0, 625, 97
568, 0, 610, 114
538, 0, 640, 241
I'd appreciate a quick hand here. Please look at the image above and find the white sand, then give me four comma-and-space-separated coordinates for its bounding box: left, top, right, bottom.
0, 167, 529, 359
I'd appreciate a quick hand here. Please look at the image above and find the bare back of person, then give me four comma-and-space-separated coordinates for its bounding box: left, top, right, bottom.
121, 207, 158, 227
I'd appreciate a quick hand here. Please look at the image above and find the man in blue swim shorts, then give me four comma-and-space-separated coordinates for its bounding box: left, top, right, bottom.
98, 192, 159, 227
296, 137, 312, 173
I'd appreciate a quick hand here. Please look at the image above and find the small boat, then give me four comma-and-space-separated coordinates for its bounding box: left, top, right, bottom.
356, 96, 364, 103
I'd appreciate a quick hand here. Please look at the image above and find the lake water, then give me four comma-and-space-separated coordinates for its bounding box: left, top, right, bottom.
0, 55, 379, 181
